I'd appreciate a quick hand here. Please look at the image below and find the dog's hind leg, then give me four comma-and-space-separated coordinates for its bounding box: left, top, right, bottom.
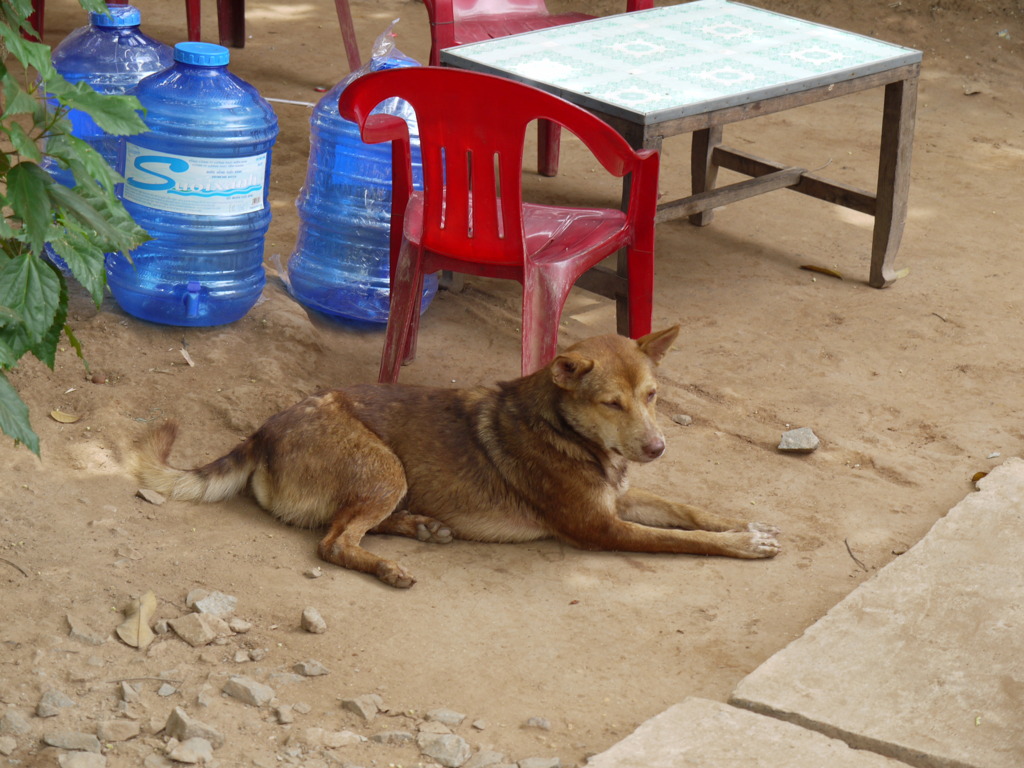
318, 492, 416, 588
371, 510, 454, 543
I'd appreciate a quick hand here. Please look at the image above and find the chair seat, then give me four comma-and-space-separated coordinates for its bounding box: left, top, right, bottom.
454, 13, 593, 43
404, 194, 629, 276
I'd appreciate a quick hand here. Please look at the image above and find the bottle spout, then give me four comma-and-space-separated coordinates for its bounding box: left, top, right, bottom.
185, 281, 203, 319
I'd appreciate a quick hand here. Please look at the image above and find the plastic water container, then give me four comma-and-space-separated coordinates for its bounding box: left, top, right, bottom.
45, 4, 173, 186
107, 42, 278, 326
287, 38, 436, 323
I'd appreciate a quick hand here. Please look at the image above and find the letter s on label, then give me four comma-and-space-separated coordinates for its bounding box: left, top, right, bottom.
127, 155, 191, 191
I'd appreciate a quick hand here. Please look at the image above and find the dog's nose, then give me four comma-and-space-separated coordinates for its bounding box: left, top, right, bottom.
643, 437, 665, 459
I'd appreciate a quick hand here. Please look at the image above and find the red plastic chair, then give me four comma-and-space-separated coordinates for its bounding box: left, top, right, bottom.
422, 0, 654, 176
338, 67, 660, 382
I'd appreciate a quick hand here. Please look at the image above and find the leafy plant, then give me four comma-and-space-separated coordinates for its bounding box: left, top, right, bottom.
0, 0, 150, 454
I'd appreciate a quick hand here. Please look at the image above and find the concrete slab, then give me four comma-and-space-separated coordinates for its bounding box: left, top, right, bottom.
586, 697, 910, 767
731, 458, 1024, 768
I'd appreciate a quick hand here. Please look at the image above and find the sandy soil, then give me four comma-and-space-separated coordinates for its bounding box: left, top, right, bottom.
2, 0, 1022, 766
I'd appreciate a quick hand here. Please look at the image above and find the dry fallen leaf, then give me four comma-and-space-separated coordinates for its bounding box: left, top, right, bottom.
972, 471, 988, 486
799, 264, 844, 280
50, 410, 80, 424
116, 590, 157, 649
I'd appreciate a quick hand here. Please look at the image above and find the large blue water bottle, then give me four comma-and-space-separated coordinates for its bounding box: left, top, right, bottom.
45, 4, 173, 187
107, 42, 278, 326
287, 29, 436, 323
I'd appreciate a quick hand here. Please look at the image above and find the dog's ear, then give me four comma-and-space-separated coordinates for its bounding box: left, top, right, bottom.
637, 325, 681, 366
551, 352, 595, 390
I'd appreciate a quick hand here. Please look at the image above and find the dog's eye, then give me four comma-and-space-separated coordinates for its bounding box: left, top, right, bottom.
603, 400, 624, 411
647, 390, 657, 403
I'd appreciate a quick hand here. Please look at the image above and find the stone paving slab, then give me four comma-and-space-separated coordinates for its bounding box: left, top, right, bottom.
586, 697, 910, 767
730, 457, 1024, 768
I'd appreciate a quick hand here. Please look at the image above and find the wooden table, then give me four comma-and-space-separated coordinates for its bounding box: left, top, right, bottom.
441, 0, 922, 334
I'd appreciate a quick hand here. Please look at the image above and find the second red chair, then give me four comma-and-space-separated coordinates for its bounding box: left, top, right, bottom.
338, 67, 660, 383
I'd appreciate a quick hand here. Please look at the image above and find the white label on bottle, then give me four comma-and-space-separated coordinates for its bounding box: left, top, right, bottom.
123, 143, 268, 216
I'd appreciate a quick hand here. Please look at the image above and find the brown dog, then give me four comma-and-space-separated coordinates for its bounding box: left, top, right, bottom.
132, 326, 779, 587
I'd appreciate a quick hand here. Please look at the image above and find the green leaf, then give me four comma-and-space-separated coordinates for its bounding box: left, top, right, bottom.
2, 70, 44, 119
0, 252, 61, 355
71, 181, 151, 253
6, 121, 43, 163
0, 25, 56, 77
46, 226, 108, 306
6, 162, 52, 253
51, 81, 147, 136
0, 371, 39, 455
29, 269, 67, 369
63, 322, 89, 375
0, 303, 20, 329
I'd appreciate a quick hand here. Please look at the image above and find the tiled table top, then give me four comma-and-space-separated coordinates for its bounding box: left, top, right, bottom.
441, 0, 922, 125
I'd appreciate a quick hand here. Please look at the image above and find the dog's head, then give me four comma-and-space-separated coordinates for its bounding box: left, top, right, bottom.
550, 326, 680, 463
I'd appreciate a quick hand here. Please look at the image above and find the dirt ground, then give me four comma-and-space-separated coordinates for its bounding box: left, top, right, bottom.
2, 0, 1022, 766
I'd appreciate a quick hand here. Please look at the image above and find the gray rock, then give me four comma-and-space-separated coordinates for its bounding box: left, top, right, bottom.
167, 736, 214, 764
371, 730, 415, 745
37, 689, 76, 718
222, 676, 275, 707
418, 732, 472, 767
269, 672, 306, 686
188, 590, 237, 616
301, 607, 327, 634
58, 753, 107, 768
671, 413, 693, 426
157, 683, 177, 697
228, 617, 252, 634
323, 730, 363, 748
778, 426, 820, 453
427, 708, 467, 727
465, 751, 508, 768
293, 659, 329, 676
524, 716, 551, 731
96, 719, 140, 742
43, 730, 102, 752
274, 705, 295, 725
518, 759, 561, 768
143, 755, 175, 768
0, 736, 16, 756
341, 694, 382, 721
164, 707, 225, 749
66, 613, 108, 646
168, 613, 231, 647
136, 488, 166, 505
119, 681, 141, 703
0, 709, 32, 735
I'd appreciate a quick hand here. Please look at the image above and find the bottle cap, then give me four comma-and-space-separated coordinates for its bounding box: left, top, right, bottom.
174, 42, 230, 67
90, 5, 141, 27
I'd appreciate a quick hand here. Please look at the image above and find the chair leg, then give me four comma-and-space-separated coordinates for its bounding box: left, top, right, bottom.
379, 241, 424, 384
27, 0, 43, 40
538, 120, 561, 177
625, 246, 654, 339
521, 271, 571, 376
217, 0, 245, 48
185, 0, 201, 41
334, 0, 362, 73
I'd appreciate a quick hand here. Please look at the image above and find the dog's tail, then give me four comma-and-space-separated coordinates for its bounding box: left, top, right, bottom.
132, 420, 258, 503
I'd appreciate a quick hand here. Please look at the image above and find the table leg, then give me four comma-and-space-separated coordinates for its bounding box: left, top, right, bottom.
870, 75, 918, 288
689, 126, 723, 226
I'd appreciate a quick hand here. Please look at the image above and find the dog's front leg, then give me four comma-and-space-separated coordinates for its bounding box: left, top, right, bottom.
617, 488, 780, 536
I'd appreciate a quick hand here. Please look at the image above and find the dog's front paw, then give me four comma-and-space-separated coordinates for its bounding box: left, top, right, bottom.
416, 520, 454, 544
748, 521, 781, 537
376, 560, 417, 589
743, 523, 781, 558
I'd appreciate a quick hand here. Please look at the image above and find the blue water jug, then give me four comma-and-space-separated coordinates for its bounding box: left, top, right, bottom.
107, 42, 278, 326
45, 4, 173, 185
287, 33, 436, 324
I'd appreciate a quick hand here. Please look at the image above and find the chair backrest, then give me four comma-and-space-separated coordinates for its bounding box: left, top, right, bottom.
422, 0, 550, 26
339, 67, 646, 267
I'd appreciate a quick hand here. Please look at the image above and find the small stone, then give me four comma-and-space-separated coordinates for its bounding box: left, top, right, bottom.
223, 675, 275, 707
671, 413, 693, 426
293, 659, 329, 676
43, 730, 102, 752
518, 759, 560, 768
269, 672, 306, 686
323, 730, 363, 748
248, 647, 267, 661
0, 709, 32, 735
136, 488, 166, 505
66, 613, 108, 646
417, 732, 472, 767
372, 730, 415, 745
233, 650, 250, 663
188, 590, 237, 616
465, 751, 507, 768
341, 694, 381, 721
524, 716, 551, 731
143, 755, 175, 768
304, 567, 323, 579
168, 613, 232, 647
167, 736, 214, 764
37, 688, 76, 717
300, 607, 327, 634
293, 702, 312, 715
58, 753, 107, 768
228, 617, 252, 634
274, 705, 295, 725
157, 683, 177, 697
427, 708, 466, 727
778, 427, 820, 453
119, 681, 141, 703
96, 719, 140, 742
163, 707, 225, 749
0, 736, 16, 756
418, 720, 452, 735
471, 719, 488, 730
